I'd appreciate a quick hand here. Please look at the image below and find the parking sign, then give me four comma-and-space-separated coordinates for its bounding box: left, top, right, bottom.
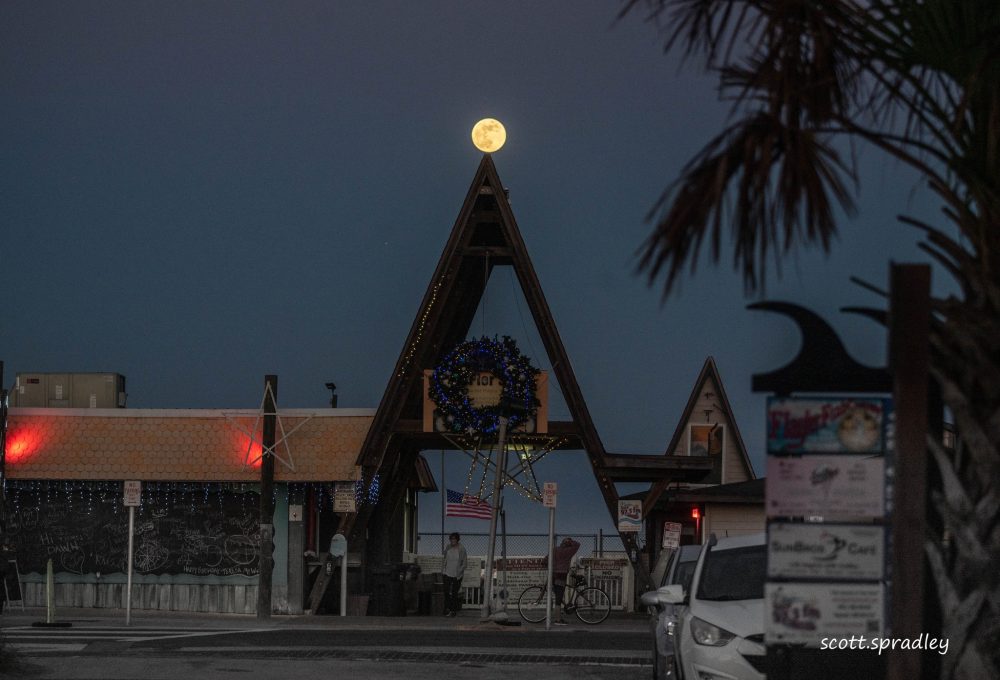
123, 480, 141, 507
543, 482, 557, 508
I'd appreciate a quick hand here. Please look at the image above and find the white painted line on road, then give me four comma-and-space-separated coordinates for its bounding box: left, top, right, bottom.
136, 628, 278, 641
173, 645, 650, 659
8, 643, 88, 652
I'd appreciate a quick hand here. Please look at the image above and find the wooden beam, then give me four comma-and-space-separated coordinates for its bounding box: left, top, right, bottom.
887, 264, 931, 680
642, 479, 671, 518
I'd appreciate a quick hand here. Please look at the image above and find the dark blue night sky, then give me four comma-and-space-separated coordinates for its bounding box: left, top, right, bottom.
2, 2, 947, 535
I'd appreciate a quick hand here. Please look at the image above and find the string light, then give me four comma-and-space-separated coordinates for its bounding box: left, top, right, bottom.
398, 281, 443, 379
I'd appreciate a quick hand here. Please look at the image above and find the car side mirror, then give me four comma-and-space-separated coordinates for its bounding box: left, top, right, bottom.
640, 583, 686, 608
657, 584, 685, 605
640, 590, 661, 608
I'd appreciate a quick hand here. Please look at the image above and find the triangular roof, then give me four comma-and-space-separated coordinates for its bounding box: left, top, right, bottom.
350, 155, 611, 517
642, 357, 755, 515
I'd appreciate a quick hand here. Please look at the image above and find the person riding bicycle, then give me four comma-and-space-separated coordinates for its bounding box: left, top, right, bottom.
551, 537, 580, 623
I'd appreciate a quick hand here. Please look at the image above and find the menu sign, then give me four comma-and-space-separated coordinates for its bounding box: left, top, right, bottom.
768, 523, 884, 580
766, 455, 884, 518
766, 582, 884, 645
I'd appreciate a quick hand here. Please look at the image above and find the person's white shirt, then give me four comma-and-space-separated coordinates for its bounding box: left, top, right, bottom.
442, 542, 467, 578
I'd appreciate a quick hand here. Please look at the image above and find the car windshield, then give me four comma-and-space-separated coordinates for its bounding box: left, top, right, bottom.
696, 544, 766, 601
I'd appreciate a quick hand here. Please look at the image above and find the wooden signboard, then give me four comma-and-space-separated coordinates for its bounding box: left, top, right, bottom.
422, 370, 549, 433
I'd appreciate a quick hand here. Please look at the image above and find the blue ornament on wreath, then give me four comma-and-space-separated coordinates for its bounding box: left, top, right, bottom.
429, 336, 540, 435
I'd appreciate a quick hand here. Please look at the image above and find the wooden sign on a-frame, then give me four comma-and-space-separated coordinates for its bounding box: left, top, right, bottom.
345, 155, 711, 589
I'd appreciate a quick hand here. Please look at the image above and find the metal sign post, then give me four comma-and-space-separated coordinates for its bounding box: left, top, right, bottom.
329, 533, 348, 616
543, 482, 557, 631
123, 480, 141, 626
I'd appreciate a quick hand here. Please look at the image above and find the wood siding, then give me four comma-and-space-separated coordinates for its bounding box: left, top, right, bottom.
704, 503, 765, 539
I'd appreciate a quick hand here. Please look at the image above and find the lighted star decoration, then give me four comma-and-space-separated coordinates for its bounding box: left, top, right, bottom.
444, 433, 565, 504
224, 381, 313, 472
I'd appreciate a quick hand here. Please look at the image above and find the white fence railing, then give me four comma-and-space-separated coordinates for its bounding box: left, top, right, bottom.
412, 553, 634, 612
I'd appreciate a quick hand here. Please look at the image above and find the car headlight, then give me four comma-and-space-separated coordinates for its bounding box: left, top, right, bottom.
690, 616, 736, 646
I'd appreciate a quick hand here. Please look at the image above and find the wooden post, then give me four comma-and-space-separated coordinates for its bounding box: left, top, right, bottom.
887, 264, 931, 680
257, 374, 278, 619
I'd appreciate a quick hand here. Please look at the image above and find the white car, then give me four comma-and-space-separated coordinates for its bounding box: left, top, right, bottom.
641, 544, 701, 679
658, 532, 767, 680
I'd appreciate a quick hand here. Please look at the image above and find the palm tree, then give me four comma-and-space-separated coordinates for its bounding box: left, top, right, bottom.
622, 1, 999, 678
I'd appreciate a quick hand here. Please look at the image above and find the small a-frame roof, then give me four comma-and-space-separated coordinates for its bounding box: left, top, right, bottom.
642, 357, 756, 516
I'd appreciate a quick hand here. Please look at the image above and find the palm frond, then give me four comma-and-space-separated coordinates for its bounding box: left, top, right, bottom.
638, 110, 855, 295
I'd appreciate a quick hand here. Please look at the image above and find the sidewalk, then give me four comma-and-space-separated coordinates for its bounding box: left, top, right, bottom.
1, 606, 649, 633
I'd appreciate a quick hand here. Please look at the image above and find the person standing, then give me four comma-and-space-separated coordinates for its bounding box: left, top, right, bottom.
552, 537, 581, 623
442, 532, 467, 617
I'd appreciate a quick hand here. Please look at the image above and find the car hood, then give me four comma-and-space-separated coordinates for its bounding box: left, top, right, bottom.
690, 598, 764, 639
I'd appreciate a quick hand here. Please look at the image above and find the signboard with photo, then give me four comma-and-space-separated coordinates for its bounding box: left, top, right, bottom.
766, 582, 884, 645
617, 500, 642, 533
767, 397, 886, 454
767, 523, 884, 580
766, 455, 885, 518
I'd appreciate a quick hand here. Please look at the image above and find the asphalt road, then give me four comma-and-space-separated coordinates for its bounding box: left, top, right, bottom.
1, 608, 653, 680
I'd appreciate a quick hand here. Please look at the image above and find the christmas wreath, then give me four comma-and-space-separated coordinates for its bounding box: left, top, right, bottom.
429, 336, 540, 434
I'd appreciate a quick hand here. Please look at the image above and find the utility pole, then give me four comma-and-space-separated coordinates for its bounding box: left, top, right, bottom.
257, 374, 278, 620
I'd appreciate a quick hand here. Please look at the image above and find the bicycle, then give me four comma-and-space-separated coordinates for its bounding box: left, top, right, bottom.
517, 571, 611, 624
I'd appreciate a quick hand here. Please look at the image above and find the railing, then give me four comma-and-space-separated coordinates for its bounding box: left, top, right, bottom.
413, 533, 634, 611
416, 531, 626, 558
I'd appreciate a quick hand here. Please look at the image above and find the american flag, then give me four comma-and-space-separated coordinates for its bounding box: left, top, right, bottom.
445, 489, 493, 520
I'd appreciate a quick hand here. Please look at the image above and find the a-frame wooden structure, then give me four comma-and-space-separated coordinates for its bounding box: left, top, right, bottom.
347, 155, 713, 588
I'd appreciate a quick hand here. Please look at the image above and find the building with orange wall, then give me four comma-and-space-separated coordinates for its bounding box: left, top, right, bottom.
2, 406, 405, 614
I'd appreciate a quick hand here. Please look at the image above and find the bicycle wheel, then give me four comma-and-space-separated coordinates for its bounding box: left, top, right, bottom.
517, 585, 548, 623
573, 586, 611, 624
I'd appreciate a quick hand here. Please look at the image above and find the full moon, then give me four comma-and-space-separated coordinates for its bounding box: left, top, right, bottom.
471, 118, 506, 153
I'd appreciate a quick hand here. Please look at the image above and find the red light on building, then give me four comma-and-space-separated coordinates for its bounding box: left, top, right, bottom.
4, 427, 41, 463
691, 507, 700, 519
233, 432, 263, 469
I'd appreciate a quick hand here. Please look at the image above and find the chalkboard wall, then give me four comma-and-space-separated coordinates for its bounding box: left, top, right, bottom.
4, 483, 261, 577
